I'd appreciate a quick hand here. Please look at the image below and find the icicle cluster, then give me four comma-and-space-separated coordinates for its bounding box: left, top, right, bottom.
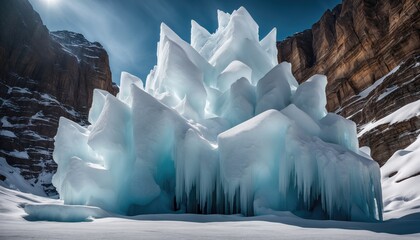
52, 7, 383, 221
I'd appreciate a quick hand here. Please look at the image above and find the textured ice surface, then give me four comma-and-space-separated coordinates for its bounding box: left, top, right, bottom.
24, 204, 109, 222
52, 7, 382, 221
255, 63, 295, 114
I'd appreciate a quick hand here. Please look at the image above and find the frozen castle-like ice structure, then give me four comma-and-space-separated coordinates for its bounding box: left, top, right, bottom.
52, 7, 383, 221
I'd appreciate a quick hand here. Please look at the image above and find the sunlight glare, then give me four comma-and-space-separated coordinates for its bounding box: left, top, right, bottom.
44, 0, 59, 6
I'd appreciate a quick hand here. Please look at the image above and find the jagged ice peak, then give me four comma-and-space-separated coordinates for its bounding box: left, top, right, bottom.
44, 7, 382, 222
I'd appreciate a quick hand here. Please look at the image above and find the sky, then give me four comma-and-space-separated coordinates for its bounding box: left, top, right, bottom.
29, 0, 341, 86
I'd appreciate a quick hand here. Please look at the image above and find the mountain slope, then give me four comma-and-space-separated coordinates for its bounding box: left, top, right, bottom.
0, 0, 118, 195
381, 135, 420, 219
277, 0, 420, 165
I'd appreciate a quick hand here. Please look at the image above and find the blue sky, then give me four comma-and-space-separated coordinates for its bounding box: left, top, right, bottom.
29, 0, 341, 85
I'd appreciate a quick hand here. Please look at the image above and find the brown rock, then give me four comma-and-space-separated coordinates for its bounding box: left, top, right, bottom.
278, 0, 420, 165
0, 0, 119, 195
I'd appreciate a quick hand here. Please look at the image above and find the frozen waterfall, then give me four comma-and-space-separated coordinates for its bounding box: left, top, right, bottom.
52, 7, 382, 221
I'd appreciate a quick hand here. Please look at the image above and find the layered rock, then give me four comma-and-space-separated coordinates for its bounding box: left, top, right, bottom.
278, 0, 420, 165
0, 0, 118, 195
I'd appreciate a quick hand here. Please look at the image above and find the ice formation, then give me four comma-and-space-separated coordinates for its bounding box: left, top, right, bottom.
52, 7, 383, 221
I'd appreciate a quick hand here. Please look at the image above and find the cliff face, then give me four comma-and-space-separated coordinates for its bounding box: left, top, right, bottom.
0, 1, 118, 109
278, 0, 420, 165
0, 0, 118, 195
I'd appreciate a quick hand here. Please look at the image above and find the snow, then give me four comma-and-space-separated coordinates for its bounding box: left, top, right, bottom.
7, 86, 31, 94
0, 158, 47, 196
1, 116, 13, 127
83, 54, 100, 59
22, 130, 50, 141
26, 147, 51, 156
0, 150, 29, 159
31, 7, 385, 222
0, 129, 16, 138
358, 99, 420, 137
31, 111, 46, 121
59, 46, 81, 62
40, 93, 61, 105
0, 97, 17, 109
381, 135, 420, 220
377, 85, 399, 102
0, 186, 420, 240
65, 107, 79, 117
33, 92, 80, 117
357, 65, 400, 99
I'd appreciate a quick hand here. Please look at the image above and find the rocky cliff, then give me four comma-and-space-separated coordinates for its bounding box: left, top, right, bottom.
0, 0, 118, 195
278, 0, 420, 165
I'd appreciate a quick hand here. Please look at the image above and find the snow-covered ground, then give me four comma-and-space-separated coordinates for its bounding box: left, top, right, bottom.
1, 135, 419, 239
0, 184, 419, 240
2, 136, 419, 239
1, 5, 419, 239
381, 135, 420, 220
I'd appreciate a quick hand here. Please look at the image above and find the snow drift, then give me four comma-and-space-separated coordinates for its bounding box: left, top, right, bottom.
51, 7, 382, 221
381, 134, 420, 219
